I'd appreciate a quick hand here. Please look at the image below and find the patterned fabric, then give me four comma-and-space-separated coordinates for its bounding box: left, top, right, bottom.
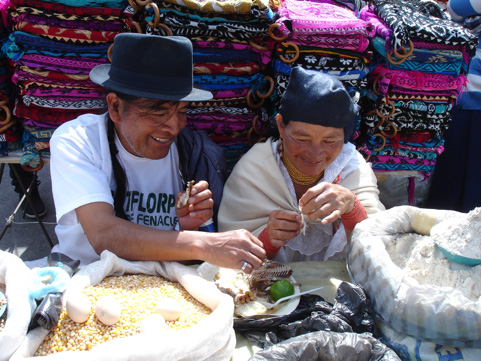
275, 0, 369, 37
148, 21, 267, 41
288, 34, 369, 52
151, 1, 272, 22
21, 0, 128, 9
11, 12, 128, 32
371, 36, 467, 76
194, 72, 266, 90
193, 46, 268, 64
371, 65, 467, 95
13, 20, 121, 43
447, 0, 481, 109
152, 0, 270, 15
19, 83, 105, 99
368, 154, 436, 179
194, 62, 261, 75
22, 95, 105, 109
15, 53, 108, 74
12, 0, 126, 16
372, 0, 478, 54
13, 67, 95, 87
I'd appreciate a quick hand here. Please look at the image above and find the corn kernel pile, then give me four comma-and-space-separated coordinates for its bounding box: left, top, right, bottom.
35, 274, 211, 356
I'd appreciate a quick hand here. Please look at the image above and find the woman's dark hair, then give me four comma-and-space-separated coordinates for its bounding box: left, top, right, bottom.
105, 92, 170, 219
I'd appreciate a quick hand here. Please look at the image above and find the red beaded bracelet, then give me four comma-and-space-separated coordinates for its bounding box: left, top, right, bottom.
340, 194, 367, 231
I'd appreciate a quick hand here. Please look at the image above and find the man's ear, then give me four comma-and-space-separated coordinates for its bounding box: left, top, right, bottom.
106, 93, 122, 123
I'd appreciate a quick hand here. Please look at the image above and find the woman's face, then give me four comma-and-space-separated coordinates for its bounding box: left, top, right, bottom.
108, 93, 189, 160
277, 115, 345, 177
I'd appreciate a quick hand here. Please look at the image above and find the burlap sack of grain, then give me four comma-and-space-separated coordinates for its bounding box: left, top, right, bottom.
11, 250, 236, 361
0, 251, 35, 361
347, 206, 480, 348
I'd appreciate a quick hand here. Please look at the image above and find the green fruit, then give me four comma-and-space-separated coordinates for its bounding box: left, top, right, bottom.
269, 280, 295, 301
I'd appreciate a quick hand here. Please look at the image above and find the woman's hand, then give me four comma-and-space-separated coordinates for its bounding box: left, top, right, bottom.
176, 180, 213, 230
266, 209, 303, 248
299, 182, 355, 225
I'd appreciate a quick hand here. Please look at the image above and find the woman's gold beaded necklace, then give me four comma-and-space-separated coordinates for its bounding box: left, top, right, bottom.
281, 152, 324, 186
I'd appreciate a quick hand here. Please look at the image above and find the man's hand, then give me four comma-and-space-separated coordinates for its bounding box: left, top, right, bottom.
175, 180, 214, 230
199, 229, 266, 274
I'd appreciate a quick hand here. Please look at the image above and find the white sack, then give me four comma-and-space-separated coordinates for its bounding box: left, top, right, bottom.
11, 250, 236, 361
0, 251, 35, 361
347, 206, 481, 347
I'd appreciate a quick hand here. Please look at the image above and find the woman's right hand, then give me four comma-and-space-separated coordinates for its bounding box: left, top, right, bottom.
266, 209, 303, 249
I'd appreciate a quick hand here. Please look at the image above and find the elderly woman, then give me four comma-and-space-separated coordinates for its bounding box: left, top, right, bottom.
218, 67, 385, 262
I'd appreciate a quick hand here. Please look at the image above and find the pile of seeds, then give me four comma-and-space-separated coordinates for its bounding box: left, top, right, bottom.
35, 274, 211, 355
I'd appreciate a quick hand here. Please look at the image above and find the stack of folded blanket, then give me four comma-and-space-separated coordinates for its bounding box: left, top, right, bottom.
356, 0, 478, 180
267, 0, 372, 141
2, 0, 131, 165
141, 0, 275, 169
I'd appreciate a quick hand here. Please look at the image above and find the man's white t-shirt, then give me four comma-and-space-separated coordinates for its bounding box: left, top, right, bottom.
50, 113, 183, 265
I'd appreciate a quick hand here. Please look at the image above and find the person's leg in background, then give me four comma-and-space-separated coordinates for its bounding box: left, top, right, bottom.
426, 107, 481, 213
8, 163, 46, 218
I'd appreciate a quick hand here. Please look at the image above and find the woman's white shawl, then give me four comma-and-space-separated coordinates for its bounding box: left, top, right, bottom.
218, 138, 385, 261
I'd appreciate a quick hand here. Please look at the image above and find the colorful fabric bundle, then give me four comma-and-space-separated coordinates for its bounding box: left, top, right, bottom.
0, 0, 131, 162
267, 0, 370, 143
355, 1, 474, 181
142, 0, 274, 170
371, 0, 478, 54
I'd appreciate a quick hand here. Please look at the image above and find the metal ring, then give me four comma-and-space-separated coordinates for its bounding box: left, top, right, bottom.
256, 76, 274, 99
21, 158, 44, 173
157, 23, 173, 36
0, 105, 11, 126
268, 23, 288, 41
246, 89, 265, 109
279, 42, 299, 63
146, 2, 160, 29
241, 261, 249, 272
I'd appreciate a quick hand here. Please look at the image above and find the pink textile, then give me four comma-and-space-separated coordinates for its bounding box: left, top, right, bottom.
275, 0, 369, 38
371, 65, 467, 94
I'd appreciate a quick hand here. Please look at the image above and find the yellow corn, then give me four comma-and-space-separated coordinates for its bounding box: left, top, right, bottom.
35, 274, 211, 356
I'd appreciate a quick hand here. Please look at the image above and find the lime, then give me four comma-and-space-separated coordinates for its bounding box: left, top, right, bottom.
269, 280, 295, 301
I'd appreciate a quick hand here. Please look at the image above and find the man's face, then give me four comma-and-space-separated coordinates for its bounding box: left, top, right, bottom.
108, 93, 189, 160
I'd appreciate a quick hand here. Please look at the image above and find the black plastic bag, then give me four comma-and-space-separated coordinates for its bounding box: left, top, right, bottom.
27, 293, 62, 332
234, 282, 378, 349
249, 330, 402, 361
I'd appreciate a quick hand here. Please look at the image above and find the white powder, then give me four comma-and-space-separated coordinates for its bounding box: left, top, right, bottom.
387, 223, 481, 301
431, 207, 481, 259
